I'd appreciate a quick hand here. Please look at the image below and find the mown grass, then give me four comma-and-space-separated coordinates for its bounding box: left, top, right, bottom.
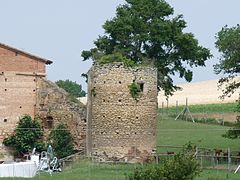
159, 102, 238, 114
2, 160, 239, 180
2, 114, 240, 180
196, 169, 240, 180
157, 115, 240, 151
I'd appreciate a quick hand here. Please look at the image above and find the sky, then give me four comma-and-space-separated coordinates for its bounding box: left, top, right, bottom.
0, 0, 240, 91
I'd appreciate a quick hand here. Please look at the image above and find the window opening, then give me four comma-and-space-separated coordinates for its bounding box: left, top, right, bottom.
46, 116, 53, 129
138, 83, 144, 92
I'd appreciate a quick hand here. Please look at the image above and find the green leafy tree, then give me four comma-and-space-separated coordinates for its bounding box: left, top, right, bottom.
214, 25, 240, 98
48, 123, 74, 158
127, 143, 200, 180
3, 115, 44, 156
215, 25, 240, 139
56, 80, 86, 97
81, 0, 211, 96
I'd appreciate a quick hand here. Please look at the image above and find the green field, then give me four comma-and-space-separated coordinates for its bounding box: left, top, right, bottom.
2, 113, 240, 179
160, 102, 238, 114
157, 115, 239, 151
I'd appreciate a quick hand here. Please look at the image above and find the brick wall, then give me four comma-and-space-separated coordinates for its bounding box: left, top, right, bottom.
0, 47, 46, 160
0, 47, 45, 73
87, 63, 158, 160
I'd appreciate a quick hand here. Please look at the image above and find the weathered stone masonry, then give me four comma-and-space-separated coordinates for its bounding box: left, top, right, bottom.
36, 79, 86, 151
87, 63, 158, 159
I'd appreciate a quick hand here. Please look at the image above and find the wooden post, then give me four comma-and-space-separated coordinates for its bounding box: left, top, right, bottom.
162, 102, 164, 115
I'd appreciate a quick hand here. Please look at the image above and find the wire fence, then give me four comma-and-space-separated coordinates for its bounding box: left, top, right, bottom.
0, 154, 239, 179
1, 102, 240, 179
158, 99, 239, 126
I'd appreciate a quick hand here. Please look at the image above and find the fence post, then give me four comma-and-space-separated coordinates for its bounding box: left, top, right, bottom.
228, 148, 231, 171
162, 102, 164, 115
212, 150, 215, 168
176, 100, 178, 116
166, 99, 169, 115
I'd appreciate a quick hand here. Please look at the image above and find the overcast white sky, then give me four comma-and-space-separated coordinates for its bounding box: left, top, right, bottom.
0, 0, 239, 90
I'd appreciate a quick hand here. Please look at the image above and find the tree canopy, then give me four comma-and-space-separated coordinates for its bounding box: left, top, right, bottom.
3, 115, 44, 156
56, 80, 86, 97
214, 25, 240, 97
82, 0, 211, 96
215, 25, 240, 139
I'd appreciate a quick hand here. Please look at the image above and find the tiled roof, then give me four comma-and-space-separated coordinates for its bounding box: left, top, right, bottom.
0, 43, 53, 65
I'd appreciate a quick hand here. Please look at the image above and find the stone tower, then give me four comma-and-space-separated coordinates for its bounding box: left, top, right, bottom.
87, 63, 157, 159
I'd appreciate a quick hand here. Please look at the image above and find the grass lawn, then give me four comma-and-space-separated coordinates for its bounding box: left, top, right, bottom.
157, 115, 240, 151
196, 169, 240, 180
1, 161, 239, 180
1, 114, 240, 179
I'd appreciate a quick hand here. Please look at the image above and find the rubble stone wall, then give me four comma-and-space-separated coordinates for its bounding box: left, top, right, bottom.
87, 63, 158, 159
36, 79, 87, 152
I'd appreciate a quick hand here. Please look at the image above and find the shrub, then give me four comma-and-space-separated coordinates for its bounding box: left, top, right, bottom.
127, 143, 201, 180
222, 119, 240, 139
48, 123, 74, 158
129, 82, 141, 100
3, 115, 44, 156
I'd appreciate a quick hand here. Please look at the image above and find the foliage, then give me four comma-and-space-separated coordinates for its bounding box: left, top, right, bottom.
128, 82, 141, 99
3, 115, 44, 155
222, 119, 240, 139
214, 25, 240, 98
215, 25, 240, 139
81, 73, 88, 83
127, 143, 200, 180
81, 0, 211, 96
56, 79, 86, 97
98, 52, 136, 67
48, 123, 74, 158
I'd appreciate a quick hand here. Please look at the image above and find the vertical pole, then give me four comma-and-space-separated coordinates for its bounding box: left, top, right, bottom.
212, 150, 215, 168
185, 98, 188, 121
162, 102, 164, 115
176, 100, 178, 116
228, 148, 231, 171
166, 99, 169, 115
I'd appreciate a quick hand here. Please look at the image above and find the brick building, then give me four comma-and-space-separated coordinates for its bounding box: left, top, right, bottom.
87, 63, 158, 160
0, 43, 86, 160
0, 43, 52, 159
